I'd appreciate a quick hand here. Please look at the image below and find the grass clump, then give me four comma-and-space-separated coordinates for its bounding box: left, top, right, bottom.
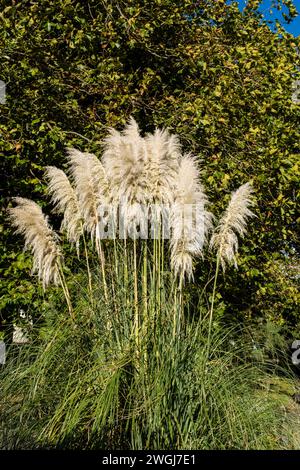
3, 119, 299, 450
1, 264, 299, 450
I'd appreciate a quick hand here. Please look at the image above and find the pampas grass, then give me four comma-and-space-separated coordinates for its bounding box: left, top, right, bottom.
210, 182, 255, 271
7, 120, 293, 452
1, 274, 298, 450
102, 118, 148, 236
207, 182, 255, 355
144, 127, 180, 205
103, 118, 181, 237
45, 166, 82, 249
45, 165, 96, 298
102, 119, 188, 358
7, 197, 74, 319
66, 147, 110, 246
8, 197, 63, 289
7, 122, 255, 327
66, 148, 110, 299
102, 118, 146, 205
171, 154, 213, 280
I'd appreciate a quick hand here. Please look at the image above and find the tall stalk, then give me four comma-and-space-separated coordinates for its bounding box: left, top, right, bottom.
142, 240, 148, 321
57, 263, 74, 321
123, 238, 129, 308
133, 238, 139, 364
206, 255, 220, 359
82, 230, 93, 301
157, 228, 161, 313
173, 275, 183, 341
96, 238, 108, 303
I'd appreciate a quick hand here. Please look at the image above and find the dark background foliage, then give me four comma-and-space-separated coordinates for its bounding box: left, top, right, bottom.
0, 0, 299, 335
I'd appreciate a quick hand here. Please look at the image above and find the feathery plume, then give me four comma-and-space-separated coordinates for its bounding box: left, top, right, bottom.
66, 148, 111, 244
171, 154, 213, 280
145, 128, 182, 235
210, 182, 255, 271
102, 118, 149, 235
102, 117, 146, 203
144, 127, 181, 205
45, 166, 82, 249
7, 198, 62, 289
102, 118, 183, 237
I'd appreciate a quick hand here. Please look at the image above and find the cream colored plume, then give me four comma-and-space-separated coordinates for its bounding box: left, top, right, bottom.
144, 127, 181, 205
45, 166, 82, 248
102, 117, 147, 204
210, 182, 255, 271
66, 148, 110, 244
102, 118, 183, 236
170, 154, 213, 281
102, 118, 149, 235
8, 197, 62, 289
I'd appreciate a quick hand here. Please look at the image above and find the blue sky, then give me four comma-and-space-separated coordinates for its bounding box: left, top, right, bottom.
234, 0, 300, 36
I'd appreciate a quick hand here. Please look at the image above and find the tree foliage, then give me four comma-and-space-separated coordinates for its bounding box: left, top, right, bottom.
0, 0, 299, 331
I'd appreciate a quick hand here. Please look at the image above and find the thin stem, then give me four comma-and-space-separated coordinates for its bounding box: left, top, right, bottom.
109, 247, 118, 315
57, 263, 74, 321
173, 275, 183, 341
113, 233, 119, 279
157, 228, 161, 314
153, 236, 157, 305
178, 274, 183, 330
207, 255, 220, 359
82, 230, 93, 301
201, 256, 221, 430
109, 234, 119, 318
97, 239, 108, 303
142, 240, 148, 321
159, 233, 165, 315
124, 238, 129, 308
133, 238, 139, 365
140, 239, 149, 370
173, 292, 177, 342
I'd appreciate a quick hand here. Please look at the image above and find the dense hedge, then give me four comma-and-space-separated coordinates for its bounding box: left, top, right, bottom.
0, 0, 299, 333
